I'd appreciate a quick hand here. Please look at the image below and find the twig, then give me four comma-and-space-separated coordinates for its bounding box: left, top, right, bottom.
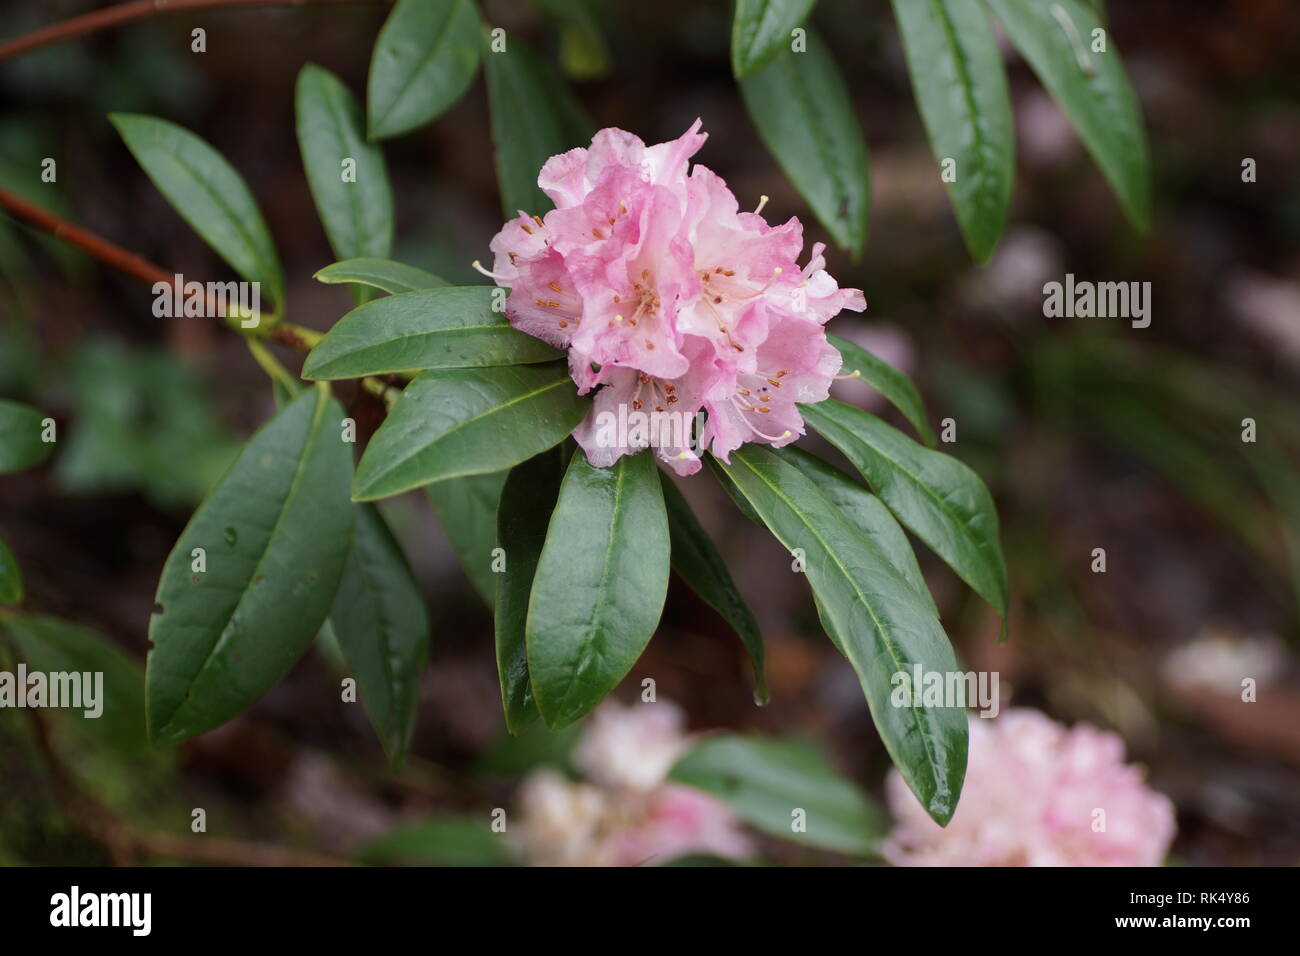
0, 186, 402, 401
0, 0, 390, 64
0, 185, 277, 336
0, 185, 182, 291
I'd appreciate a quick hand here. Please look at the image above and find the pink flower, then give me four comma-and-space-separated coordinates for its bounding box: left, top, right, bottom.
483, 121, 865, 476
884, 709, 1176, 867
512, 700, 754, 866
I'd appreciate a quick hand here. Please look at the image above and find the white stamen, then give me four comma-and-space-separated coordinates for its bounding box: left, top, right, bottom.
729, 395, 792, 442
753, 194, 769, 215
471, 259, 509, 281
834, 369, 862, 381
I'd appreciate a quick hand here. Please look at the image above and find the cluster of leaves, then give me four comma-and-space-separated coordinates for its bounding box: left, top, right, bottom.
6, 0, 1148, 826
732, 0, 1148, 260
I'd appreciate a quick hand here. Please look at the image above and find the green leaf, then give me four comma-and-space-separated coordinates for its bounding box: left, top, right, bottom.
0, 398, 52, 473
147, 386, 354, 743
296, 64, 394, 265
671, 733, 885, 855
0, 536, 20, 605
484, 37, 593, 217
731, 0, 817, 78
2, 614, 149, 753
494, 447, 568, 733
829, 333, 935, 446
357, 816, 515, 865
802, 400, 1008, 626
779, 446, 936, 615
315, 257, 449, 295
110, 113, 284, 309
367, 0, 483, 140
424, 470, 507, 604
329, 504, 428, 765
983, 0, 1150, 230
302, 287, 561, 380
889, 0, 1013, 261
526, 451, 669, 729
738, 28, 869, 254
352, 364, 588, 500
706, 455, 765, 528
716, 445, 967, 825
660, 475, 768, 704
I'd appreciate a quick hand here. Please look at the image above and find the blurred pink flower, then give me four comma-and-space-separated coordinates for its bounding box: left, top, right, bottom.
884, 709, 1176, 867
484, 121, 865, 476
513, 700, 754, 866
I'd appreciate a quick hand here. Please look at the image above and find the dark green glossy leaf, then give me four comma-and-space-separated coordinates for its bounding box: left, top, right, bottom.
424, 470, 507, 604
2, 614, 148, 753
296, 64, 393, 264
111, 113, 284, 309
779, 446, 936, 615
738, 28, 869, 254
484, 37, 593, 217
329, 503, 428, 765
706, 454, 765, 528
890, 0, 1013, 262
0, 536, 20, 605
357, 816, 514, 865
353, 364, 588, 500
802, 399, 1008, 625
984, 0, 1150, 230
526, 451, 669, 728
660, 475, 768, 704
147, 386, 353, 743
494, 447, 568, 733
829, 333, 935, 446
0, 398, 51, 473
731, 0, 817, 78
314, 257, 449, 295
671, 733, 885, 855
302, 287, 561, 380
716, 445, 967, 824
367, 0, 483, 140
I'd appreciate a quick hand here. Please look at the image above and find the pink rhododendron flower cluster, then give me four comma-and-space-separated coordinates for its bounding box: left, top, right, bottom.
884, 709, 1176, 867
511, 700, 753, 866
483, 121, 866, 475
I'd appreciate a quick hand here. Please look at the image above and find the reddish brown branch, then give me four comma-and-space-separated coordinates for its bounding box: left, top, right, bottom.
0, 0, 390, 63
0, 185, 175, 288
0, 186, 313, 349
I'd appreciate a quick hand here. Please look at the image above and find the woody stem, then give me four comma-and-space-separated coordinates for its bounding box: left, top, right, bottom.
0, 0, 390, 64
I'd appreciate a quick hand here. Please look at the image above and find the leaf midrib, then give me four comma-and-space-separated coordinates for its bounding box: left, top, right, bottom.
362, 373, 572, 493
553, 458, 629, 720
804, 403, 1004, 603
156, 391, 328, 733
373, 0, 465, 132
727, 450, 945, 798
165, 143, 278, 303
